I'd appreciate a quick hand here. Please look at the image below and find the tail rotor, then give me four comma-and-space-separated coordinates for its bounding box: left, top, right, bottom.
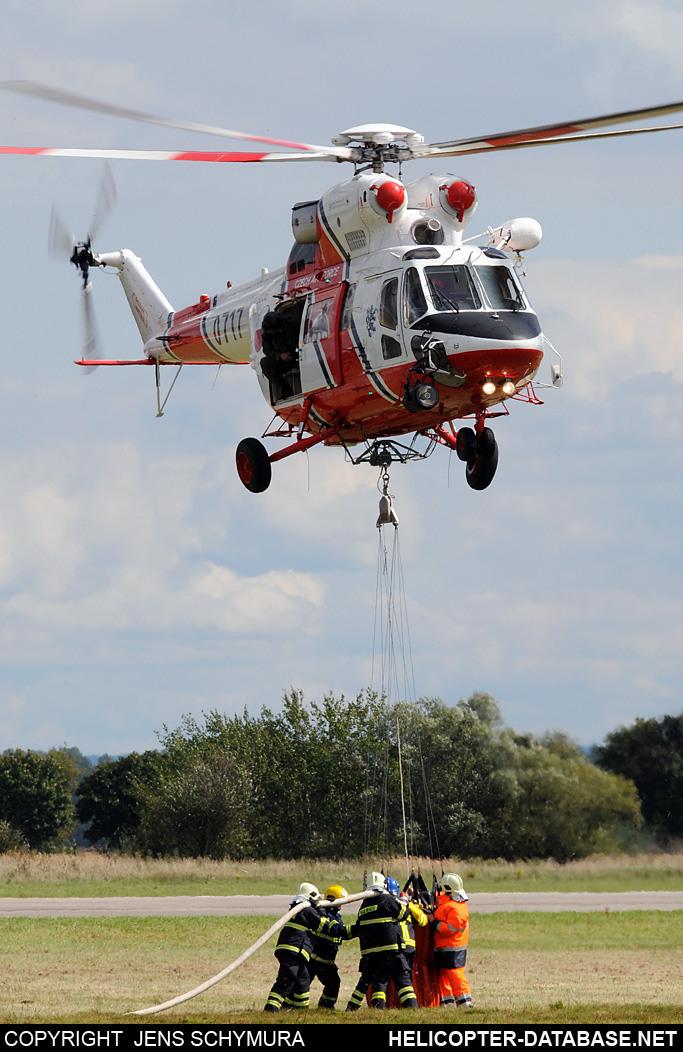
49, 163, 118, 370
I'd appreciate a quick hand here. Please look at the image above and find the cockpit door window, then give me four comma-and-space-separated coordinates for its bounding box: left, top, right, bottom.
474, 265, 524, 310
403, 267, 428, 326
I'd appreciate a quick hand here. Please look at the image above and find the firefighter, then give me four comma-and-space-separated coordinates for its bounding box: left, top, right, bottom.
264, 882, 343, 1013
431, 872, 472, 1008
308, 884, 353, 1009
397, 888, 429, 970
346, 873, 419, 1011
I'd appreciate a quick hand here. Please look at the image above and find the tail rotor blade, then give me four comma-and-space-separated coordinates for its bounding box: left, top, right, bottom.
48, 203, 74, 260
89, 161, 117, 244
80, 280, 101, 372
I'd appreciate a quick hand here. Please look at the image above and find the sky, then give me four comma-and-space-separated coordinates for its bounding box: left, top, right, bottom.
0, 0, 682, 754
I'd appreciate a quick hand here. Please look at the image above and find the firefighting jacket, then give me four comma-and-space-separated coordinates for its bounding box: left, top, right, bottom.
310, 907, 353, 964
398, 900, 429, 957
275, 902, 339, 962
353, 892, 410, 957
432, 895, 469, 950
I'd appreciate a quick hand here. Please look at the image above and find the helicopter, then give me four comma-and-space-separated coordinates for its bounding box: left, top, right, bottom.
2, 82, 683, 494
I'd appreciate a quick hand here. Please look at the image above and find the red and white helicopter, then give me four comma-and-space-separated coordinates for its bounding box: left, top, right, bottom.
3, 83, 683, 493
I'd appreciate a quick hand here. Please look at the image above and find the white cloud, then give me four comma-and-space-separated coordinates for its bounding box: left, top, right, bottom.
527, 255, 683, 401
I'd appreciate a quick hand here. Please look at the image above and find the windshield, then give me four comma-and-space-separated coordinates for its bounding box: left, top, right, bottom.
474, 265, 524, 310
425, 265, 481, 312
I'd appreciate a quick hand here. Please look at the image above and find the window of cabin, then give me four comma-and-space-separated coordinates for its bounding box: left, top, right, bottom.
379, 277, 399, 329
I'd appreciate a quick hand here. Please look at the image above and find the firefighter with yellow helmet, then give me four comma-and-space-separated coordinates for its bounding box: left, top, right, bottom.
308, 884, 354, 1009
432, 872, 472, 1008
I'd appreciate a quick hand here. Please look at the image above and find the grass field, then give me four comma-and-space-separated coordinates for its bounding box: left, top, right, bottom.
1, 851, 682, 1025
1, 911, 682, 1025
2, 850, 683, 896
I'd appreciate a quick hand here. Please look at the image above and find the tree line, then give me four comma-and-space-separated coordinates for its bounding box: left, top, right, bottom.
1, 692, 681, 860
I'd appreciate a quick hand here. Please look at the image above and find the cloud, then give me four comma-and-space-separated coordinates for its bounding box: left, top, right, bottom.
526, 255, 683, 401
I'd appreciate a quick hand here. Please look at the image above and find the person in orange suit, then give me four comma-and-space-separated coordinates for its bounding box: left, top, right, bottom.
431, 872, 472, 1008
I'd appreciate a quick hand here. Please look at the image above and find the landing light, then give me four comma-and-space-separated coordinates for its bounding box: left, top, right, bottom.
482, 380, 496, 395
502, 380, 516, 396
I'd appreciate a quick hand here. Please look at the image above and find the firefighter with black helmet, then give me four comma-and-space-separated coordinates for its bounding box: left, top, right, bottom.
264, 882, 343, 1013
345, 873, 418, 1011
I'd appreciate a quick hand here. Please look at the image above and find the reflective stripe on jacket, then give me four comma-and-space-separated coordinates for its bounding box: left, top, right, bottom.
311, 910, 353, 964
275, 903, 335, 961
353, 892, 409, 956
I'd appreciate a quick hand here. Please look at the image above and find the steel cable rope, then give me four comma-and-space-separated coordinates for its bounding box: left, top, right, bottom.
372, 516, 418, 877
129, 890, 379, 1016
372, 503, 441, 877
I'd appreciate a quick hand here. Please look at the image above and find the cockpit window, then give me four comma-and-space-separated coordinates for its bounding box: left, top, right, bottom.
474, 265, 524, 310
425, 265, 481, 312
403, 268, 428, 326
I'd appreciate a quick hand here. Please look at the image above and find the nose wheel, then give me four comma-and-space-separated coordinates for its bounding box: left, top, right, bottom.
456, 426, 499, 491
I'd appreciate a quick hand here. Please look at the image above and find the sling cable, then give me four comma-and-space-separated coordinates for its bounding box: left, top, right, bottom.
368, 465, 441, 880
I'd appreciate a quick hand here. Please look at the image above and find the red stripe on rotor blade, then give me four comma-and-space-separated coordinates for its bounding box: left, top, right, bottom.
172, 151, 271, 162
0, 146, 53, 155
486, 125, 583, 147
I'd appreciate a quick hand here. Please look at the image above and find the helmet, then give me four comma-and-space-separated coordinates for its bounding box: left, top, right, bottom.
324, 884, 348, 901
367, 871, 386, 891
386, 877, 400, 896
438, 872, 466, 897
262, 311, 284, 332
297, 882, 321, 903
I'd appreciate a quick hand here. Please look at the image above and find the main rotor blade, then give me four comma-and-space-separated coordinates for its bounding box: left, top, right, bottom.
0, 80, 351, 160
416, 121, 683, 159
416, 100, 683, 158
0, 146, 340, 162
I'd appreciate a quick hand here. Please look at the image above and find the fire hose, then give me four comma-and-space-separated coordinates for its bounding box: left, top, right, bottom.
130, 889, 377, 1016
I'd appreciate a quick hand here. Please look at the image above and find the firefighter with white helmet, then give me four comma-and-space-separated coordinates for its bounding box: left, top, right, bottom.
264, 882, 343, 1012
307, 883, 354, 1009
432, 872, 472, 1008
346, 872, 418, 1011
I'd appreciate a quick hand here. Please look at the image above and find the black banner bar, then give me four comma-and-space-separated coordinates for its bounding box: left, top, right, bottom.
0, 1025, 681, 1052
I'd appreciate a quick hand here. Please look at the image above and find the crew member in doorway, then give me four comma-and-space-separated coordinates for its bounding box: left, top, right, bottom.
308, 884, 354, 1009
346, 873, 418, 1011
431, 872, 472, 1008
260, 311, 298, 399
264, 882, 342, 1013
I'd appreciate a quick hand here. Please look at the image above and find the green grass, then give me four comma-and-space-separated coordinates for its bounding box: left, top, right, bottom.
1, 910, 682, 1024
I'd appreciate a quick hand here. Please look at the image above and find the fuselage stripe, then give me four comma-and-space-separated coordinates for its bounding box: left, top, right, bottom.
318, 198, 349, 261
313, 341, 335, 388
349, 318, 396, 402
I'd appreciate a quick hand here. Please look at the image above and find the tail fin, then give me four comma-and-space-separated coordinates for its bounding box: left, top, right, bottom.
97, 249, 174, 343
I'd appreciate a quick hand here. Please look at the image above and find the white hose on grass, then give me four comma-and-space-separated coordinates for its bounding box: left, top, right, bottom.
130, 889, 377, 1016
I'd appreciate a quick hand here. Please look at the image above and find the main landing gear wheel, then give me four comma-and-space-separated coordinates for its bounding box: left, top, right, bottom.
455, 426, 475, 462
236, 437, 272, 493
465, 427, 499, 491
